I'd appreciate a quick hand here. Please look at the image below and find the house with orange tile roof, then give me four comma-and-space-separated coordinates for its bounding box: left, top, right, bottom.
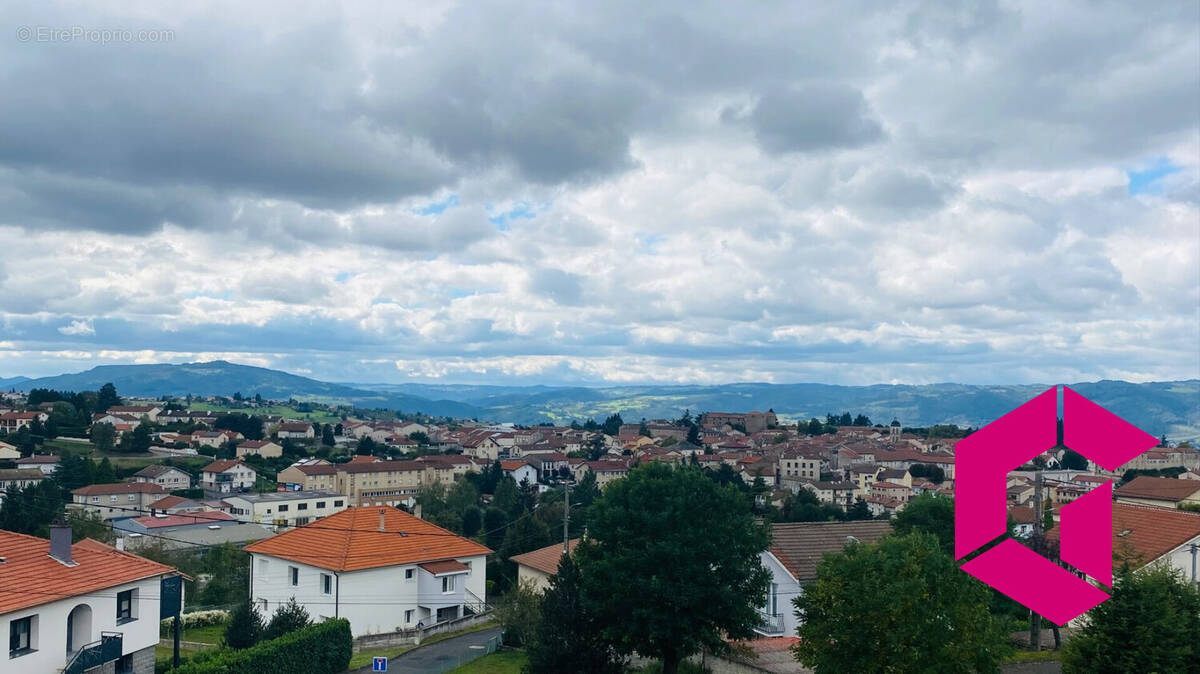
757, 520, 893, 637
0, 525, 183, 674
510, 539, 579, 592
244, 506, 492, 637
199, 459, 257, 494
1048, 504, 1200, 584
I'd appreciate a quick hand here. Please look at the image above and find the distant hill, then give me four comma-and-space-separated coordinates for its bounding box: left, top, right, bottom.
9, 363, 1198, 441
0, 375, 31, 390
13, 361, 481, 418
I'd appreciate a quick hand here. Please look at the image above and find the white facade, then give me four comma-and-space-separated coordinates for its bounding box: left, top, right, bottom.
3, 575, 165, 674
224, 492, 348, 528
249, 553, 487, 637
757, 551, 802, 638
200, 465, 257, 493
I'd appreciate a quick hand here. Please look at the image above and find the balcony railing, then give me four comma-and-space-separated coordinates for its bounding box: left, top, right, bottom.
755, 611, 785, 636
63, 632, 122, 674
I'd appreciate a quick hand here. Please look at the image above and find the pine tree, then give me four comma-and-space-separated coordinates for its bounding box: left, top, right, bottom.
263, 597, 311, 641
525, 556, 621, 673
224, 599, 264, 649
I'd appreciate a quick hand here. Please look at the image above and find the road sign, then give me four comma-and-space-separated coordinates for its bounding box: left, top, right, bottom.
372, 656, 387, 672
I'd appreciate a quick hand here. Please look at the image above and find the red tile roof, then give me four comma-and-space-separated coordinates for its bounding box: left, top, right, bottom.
202, 459, 249, 473
72, 482, 166, 496
243, 506, 492, 572
419, 559, 470, 575
128, 511, 237, 529
1048, 503, 1200, 569
509, 539, 580, 575
0, 531, 178, 613
1115, 476, 1200, 502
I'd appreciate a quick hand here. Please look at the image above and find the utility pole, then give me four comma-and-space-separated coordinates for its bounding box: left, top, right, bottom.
563, 483, 571, 553
1030, 470, 1043, 652
1191, 542, 1197, 587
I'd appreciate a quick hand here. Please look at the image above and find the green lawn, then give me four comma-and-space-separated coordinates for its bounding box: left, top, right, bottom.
188, 403, 342, 424
446, 651, 527, 674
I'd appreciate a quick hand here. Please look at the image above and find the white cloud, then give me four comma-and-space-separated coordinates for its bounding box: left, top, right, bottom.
0, 1, 1195, 385
58, 320, 95, 336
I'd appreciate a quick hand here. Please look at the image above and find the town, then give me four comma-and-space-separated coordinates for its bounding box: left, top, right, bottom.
1, 383, 1197, 673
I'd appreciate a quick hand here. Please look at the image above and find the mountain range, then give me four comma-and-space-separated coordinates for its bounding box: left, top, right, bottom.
4, 361, 1198, 441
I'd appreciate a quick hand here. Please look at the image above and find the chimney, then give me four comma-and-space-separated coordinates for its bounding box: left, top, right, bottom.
378, 508, 386, 533
49, 523, 74, 566
116, 537, 125, 552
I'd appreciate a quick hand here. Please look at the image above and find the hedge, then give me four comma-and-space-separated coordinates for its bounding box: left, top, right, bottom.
166, 618, 352, 674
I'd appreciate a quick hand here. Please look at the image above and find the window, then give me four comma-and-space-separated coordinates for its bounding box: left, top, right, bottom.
110, 495, 118, 502
334, 500, 344, 507
321, 574, 332, 595
295, 517, 310, 525
117, 589, 135, 623
404, 610, 413, 624
9, 616, 34, 657
298, 503, 308, 511
278, 505, 289, 512
441, 576, 455, 593
316, 501, 326, 509
127, 494, 136, 502
404, 568, 415, 580
116, 653, 134, 673
289, 567, 298, 586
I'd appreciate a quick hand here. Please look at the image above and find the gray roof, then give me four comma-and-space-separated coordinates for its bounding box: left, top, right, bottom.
769, 520, 892, 580
224, 490, 336, 504
122, 523, 274, 551
135, 464, 188, 478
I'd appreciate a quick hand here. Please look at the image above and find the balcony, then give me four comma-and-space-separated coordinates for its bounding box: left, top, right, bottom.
63, 632, 122, 674
755, 611, 785, 636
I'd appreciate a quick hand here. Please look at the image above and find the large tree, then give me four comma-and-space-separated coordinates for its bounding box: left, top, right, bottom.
224, 599, 264, 649
793, 532, 1010, 673
890, 492, 955, 555
96, 383, 121, 413
1062, 565, 1200, 673
577, 463, 770, 674
525, 556, 621, 674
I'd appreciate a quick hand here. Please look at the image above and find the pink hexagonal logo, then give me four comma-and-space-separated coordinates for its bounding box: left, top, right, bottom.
954, 386, 1159, 624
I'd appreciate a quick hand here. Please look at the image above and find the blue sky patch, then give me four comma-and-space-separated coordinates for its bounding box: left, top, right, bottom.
416, 193, 459, 215
1127, 157, 1180, 195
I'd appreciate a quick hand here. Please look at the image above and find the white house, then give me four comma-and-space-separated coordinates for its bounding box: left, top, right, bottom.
245, 507, 492, 637
499, 460, 539, 486
132, 464, 192, 490
15, 455, 60, 475
1, 526, 183, 674
510, 539, 578, 593
70, 483, 167, 520
199, 459, 257, 493
0, 441, 20, 460
276, 422, 316, 440
224, 491, 349, 529
756, 521, 892, 637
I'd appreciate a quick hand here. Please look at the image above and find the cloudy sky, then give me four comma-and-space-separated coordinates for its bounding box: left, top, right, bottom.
1, 1, 1197, 386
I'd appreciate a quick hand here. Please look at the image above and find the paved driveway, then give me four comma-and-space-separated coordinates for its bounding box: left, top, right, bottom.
374, 627, 503, 674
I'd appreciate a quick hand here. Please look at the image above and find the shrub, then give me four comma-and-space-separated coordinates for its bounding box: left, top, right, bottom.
166, 618, 352, 674
161, 610, 231, 635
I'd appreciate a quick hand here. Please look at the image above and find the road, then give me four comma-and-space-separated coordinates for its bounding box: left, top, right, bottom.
371, 627, 502, 674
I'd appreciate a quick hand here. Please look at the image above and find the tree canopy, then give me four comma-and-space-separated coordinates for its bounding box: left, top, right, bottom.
793, 532, 1010, 673
1062, 565, 1200, 673
577, 463, 770, 674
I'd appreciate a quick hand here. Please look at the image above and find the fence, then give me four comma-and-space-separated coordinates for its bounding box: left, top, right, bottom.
351, 612, 494, 653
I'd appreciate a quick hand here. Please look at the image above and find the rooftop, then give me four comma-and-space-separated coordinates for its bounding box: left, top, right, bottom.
226, 490, 338, 503
244, 506, 492, 572
1115, 476, 1200, 502
510, 539, 581, 575
0, 530, 178, 613
769, 521, 892, 580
